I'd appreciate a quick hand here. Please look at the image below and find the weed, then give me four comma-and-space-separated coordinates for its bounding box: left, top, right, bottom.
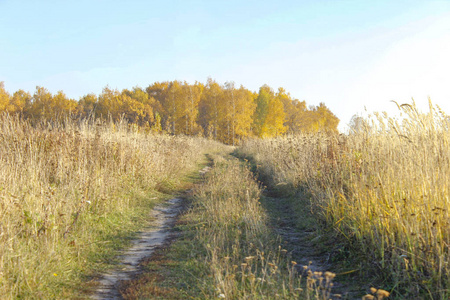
237, 100, 450, 298
0, 115, 224, 298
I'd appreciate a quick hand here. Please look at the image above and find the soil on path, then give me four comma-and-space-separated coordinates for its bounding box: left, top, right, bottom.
92, 197, 184, 300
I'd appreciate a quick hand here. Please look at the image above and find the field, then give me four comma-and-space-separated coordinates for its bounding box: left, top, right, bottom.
0, 101, 449, 299
119, 154, 337, 299
237, 101, 450, 298
0, 115, 223, 298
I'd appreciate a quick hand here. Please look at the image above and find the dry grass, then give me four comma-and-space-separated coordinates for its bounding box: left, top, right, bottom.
190, 154, 335, 299
0, 114, 222, 299
237, 100, 450, 298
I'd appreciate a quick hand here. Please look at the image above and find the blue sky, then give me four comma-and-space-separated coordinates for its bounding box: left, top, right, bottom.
1, 0, 450, 130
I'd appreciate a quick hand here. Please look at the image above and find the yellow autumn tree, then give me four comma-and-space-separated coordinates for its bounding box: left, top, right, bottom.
0, 82, 10, 112
199, 80, 255, 144
276, 88, 339, 133
311, 102, 339, 132
277, 87, 308, 134
222, 82, 256, 145
233, 86, 256, 142
9, 90, 32, 115
162, 81, 183, 134
253, 85, 286, 138
96, 86, 123, 121
52, 90, 77, 117
198, 78, 225, 139
121, 87, 155, 127
150, 81, 202, 135
2, 79, 339, 137
26, 87, 53, 120
146, 81, 169, 131
181, 81, 202, 136
77, 93, 98, 118
221, 81, 237, 144
23, 87, 76, 121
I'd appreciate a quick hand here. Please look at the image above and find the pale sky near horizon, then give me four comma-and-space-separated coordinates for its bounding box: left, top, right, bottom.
1, 0, 450, 131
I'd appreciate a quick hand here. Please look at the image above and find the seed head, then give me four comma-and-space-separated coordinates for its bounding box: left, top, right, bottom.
325, 271, 336, 279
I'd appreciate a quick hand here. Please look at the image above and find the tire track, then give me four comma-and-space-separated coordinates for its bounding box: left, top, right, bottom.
92, 197, 184, 300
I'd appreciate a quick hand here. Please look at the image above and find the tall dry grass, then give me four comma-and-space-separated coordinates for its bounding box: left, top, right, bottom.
237, 101, 450, 298
0, 115, 221, 299
190, 154, 335, 299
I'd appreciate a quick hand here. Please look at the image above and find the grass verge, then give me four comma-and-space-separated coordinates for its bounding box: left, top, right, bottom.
0, 115, 225, 299
235, 101, 450, 299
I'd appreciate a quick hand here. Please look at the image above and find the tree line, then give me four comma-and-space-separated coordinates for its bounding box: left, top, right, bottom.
0, 79, 339, 144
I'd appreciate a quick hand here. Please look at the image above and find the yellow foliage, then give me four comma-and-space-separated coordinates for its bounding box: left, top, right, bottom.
254, 85, 287, 138
0, 82, 10, 112
0, 80, 340, 143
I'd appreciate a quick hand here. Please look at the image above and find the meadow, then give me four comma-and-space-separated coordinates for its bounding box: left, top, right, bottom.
0, 115, 222, 299
120, 153, 337, 299
1, 100, 448, 299
237, 101, 450, 298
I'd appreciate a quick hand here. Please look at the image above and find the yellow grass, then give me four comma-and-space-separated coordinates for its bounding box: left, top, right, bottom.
237, 101, 450, 297
0, 115, 221, 299
190, 154, 334, 299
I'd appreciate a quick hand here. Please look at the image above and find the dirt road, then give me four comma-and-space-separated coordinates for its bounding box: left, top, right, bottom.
92, 197, 184, 299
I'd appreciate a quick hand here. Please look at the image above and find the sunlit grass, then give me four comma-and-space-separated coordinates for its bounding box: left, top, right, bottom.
0, 115, 222, 299
237, 100, 450, 298
187, 154, 335, 299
